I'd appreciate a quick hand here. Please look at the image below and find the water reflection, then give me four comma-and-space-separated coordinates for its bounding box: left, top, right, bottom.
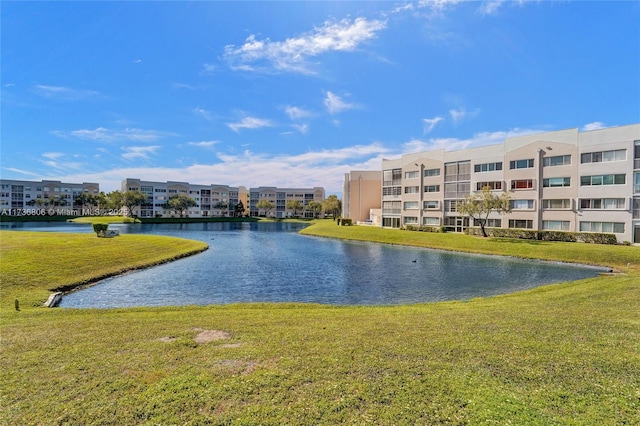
3, 221, 605, 307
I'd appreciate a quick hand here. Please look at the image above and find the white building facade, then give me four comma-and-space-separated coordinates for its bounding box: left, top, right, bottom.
381, 124, 640, 243
122, 178, 246, 218
0, 179, 100, 215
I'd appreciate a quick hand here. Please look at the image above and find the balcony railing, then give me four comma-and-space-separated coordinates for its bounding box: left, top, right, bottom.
635, 158, 640, 170
382, 209, 401, 215
634, 209, 640, 219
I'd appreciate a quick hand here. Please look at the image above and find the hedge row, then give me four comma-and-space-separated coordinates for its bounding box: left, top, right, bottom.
464, 227, 619, 245
402, 225, 444, 233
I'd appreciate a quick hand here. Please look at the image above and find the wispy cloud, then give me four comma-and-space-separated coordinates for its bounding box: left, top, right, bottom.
449, 107, 479, 124
192, 107, 214, 121
291, 124, 309, 134
582, 121, 607, 131
227, 116, 274, 132
223, 17, 387, 74
403, 127, 542, 153
121, 146, 161, 160
187, 140, 219, 148
324, 92, 357, 114
284, 105, 313, 120
53, 127, 176, 143
422, 116, 444, 134
32, 84, 100, 101
3, 167, 40, 177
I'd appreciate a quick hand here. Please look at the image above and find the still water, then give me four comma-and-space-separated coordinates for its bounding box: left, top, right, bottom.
3, 222, 605, 307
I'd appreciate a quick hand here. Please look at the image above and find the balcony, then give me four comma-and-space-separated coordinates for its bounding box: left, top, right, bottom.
635, 158, 640, 169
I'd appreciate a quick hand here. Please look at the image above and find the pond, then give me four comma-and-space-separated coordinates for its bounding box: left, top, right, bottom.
2, 221, 606, 307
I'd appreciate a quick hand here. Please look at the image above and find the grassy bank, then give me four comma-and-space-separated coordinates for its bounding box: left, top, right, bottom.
1, 223, 639, 424
0, 230, 208, 309
300, 219, 640, 271
68, 216, 140, 225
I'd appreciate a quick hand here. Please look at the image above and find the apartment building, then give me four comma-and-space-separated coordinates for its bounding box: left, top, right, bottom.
249, 186, 325, 218
342, 171, 382, 224
0, 179, 99, 215
122, 178, 246, 218
380, 124, 640, 243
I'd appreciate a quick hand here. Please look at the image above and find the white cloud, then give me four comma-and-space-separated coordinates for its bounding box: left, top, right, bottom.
292, 124, 309, 134
121, 146, 161, 160
285, 105, 313, 120
449, 107, 479, 124
324, 91, 357, 114
42, 152, 65, 160
54, 127, 176, 143
223, 17, 387, 74
403, 127, 543, 153
192, 107, 214, 121
582, 121, 607, 131
227, 116, 274, 132
422, 116, 444, 134
47, 143, 390, 194
32, 84, 100, 100
187, 141, 219, 148
3, 167, 39, 177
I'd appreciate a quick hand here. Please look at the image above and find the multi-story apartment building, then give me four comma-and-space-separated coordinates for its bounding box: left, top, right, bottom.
381, 124, 640, 243
122, 178, 247, 218
249, 186, 325, 218
342, 171, 382, 224
0, 179, 99, 215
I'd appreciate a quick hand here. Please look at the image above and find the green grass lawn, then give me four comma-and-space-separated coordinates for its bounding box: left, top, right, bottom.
68, 215, 140, 225
1, 223, 639, 424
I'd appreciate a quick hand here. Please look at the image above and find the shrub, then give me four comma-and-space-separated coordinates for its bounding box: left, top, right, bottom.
92, 223, 109, 237
465, 227, 618, 245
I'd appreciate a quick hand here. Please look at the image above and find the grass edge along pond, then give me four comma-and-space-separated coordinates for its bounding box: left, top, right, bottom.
1, 221, 639, 424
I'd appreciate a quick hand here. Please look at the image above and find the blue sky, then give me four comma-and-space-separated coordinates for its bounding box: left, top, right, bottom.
2, 1, 639, 194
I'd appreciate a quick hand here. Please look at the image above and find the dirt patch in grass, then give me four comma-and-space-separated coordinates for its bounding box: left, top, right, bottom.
193, 328, 232, 343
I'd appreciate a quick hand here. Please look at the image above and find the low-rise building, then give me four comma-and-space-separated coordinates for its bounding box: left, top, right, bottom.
249, 186, 325, 218
342, 171, 382, 224
379, 124, 640, 243
0, 179, 99, 216
121, 178, 247, 218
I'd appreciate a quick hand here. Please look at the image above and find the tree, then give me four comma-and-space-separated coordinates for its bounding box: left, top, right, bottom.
214, 201, 229, 217
286, 199, 303, 217
121, 190, 148, 217
322, 195, 342, 220
105, 190, 124, 212
456, 186, 512, 237
234, 201, 245, 217
255, 199, 275, 217
164, 193, 197, 217
306, 200, 323, 218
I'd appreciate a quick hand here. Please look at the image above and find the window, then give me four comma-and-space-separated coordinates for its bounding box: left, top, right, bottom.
543, 155, 571, 167
543, 221, 570, 231
444, 161, 470, 182
509, 159, 534, 169
580, 174, 626, 186
424, 185, 440, 193
476, 181, 502, 191
444, 182, 470, 198
382, 201, 401, 214
543, 177, 571, 187
404, 186, 420, 194
423, 201, 439, 209
155, 188, 167, 193
580, 222, 625, 233
511, 179, 534, 190
579, 198, 625, 209
383, 186, 402, 196
580, 149, 626, 163
423, 217, 440, 226
510, 199, 534, 209
383, 168, 403, 186
474, 162, 503, 173
424, 168, 441, 177
403, 216, 418, 224
473, 218, 502, 227
542, 199, 571, 209
509, 219, 533, 229
405, 171, 419, 179
404, 201, 419, 210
